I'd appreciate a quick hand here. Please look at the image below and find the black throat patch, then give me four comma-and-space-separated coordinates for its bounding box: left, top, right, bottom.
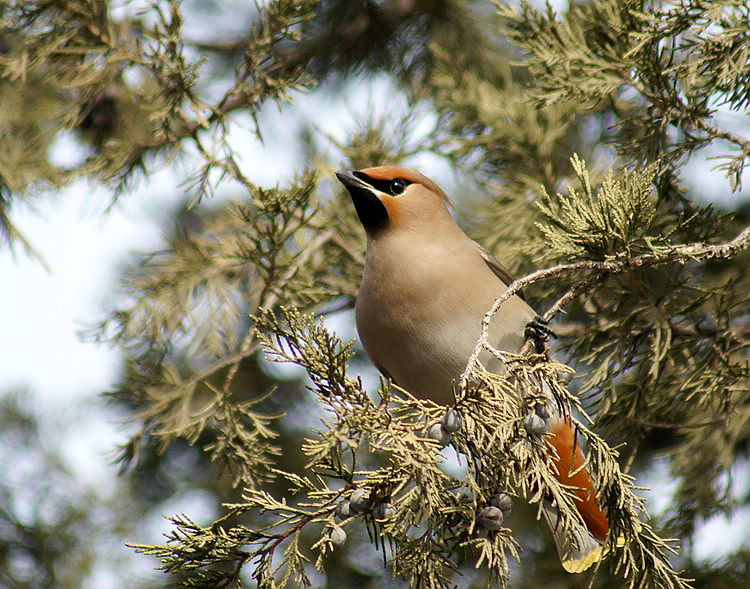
337, 171, 390, 233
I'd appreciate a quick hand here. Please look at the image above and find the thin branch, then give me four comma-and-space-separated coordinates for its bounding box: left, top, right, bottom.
460, 225, 750, 388
696, 120, 750, 155
518, 271, 610, 355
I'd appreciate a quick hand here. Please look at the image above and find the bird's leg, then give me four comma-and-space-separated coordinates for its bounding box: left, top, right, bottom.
524, 315, 557, 354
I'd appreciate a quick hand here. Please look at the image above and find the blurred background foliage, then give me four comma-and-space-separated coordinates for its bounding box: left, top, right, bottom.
1, 0, 749, 587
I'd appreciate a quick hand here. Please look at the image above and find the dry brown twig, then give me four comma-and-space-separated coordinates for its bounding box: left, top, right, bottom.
460, 225, 750, 387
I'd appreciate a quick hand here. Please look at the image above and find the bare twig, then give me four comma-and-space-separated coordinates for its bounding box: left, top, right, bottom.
696, 120, 750, 155
460, 225, 750, 388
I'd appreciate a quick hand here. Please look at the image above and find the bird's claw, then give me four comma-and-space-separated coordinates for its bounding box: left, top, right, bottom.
525, 316, 557, 341
524, 316, 557, 353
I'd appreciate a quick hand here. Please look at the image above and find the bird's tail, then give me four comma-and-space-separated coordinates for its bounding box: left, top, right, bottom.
541, 416, 616, 572
541, 499, 606, 573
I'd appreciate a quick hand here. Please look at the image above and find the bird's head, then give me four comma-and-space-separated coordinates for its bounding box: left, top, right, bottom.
336, 166, 454, 236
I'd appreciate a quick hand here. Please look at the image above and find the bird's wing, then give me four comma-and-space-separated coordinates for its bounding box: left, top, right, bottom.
473, 241, 525, 300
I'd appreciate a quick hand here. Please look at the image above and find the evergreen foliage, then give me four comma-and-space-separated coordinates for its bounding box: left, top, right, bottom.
1, 0, 749, 587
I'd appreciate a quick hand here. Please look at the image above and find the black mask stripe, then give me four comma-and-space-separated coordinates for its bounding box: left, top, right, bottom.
353, 171, 413, 196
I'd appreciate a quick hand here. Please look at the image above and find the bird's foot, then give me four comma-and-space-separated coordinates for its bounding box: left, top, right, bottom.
524, 316, 557, 353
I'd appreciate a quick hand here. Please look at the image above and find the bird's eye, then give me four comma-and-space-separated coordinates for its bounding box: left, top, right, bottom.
390, 179, 406, 196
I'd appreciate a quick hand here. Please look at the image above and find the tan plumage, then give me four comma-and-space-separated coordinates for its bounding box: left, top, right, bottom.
336, 165, 611, 572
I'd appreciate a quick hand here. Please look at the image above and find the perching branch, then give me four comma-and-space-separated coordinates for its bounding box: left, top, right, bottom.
461, 225, 750, 386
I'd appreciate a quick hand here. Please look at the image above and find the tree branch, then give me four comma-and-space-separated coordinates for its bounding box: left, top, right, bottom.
696, 120, 750, 156
460, 225, 750, 387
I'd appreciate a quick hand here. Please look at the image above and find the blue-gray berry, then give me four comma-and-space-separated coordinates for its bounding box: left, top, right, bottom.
329, 526, 346, 546
491, 493, 512, 514
427, 422, 452, 446
478, 506, 504, 530
441, 409, 463, 433
523, 413, 547, 435
335, 499, 352, 520
349, 488, 371, 513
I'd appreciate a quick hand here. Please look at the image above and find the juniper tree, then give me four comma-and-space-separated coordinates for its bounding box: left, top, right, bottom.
1, 1, 749, 588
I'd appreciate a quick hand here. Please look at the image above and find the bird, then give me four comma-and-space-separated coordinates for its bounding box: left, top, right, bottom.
336, 165, 612, 573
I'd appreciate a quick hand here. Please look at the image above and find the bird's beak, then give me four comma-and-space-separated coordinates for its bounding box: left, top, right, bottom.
336, 169, 389, 232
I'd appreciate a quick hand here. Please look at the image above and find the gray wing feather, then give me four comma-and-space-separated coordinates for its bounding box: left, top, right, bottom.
473, 241, 525, 300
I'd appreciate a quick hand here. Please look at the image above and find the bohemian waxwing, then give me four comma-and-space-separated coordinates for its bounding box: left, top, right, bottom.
336, 165, 612, 573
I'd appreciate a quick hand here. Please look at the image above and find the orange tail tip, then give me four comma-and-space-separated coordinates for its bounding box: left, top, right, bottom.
543, 418, 612, 572
542, 500, 606, 573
